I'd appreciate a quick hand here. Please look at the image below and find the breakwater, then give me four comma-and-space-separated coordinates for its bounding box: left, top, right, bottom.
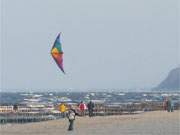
0, 113, 63, 124
1, 101, 179, 124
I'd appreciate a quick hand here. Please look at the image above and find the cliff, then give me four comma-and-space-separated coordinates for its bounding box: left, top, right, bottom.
154, 67, 180, 91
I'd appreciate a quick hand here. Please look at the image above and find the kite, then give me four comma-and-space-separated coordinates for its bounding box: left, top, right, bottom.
51, 33, 65, 74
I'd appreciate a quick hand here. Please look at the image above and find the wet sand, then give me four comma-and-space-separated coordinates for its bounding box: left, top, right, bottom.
0, 111, 180, 135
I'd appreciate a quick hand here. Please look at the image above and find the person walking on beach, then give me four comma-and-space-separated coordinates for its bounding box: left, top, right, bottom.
67, 105, 78, 131
87, 101, 95, 117
79, 101, 87, 116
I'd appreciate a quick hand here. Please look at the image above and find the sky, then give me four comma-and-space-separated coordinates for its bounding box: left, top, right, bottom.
0, 0, 179, 91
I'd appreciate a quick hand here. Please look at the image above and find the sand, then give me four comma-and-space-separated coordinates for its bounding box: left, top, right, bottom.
0, 111, 180, 135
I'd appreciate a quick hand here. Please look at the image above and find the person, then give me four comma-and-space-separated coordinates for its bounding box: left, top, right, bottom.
67, 105, 78, 131
87, 100, 95, 117
167, 98, 174, 112
171, 100, 174, 112
163, 97, 168, 111
59, 103, 67, 117
79, 101, 87, 116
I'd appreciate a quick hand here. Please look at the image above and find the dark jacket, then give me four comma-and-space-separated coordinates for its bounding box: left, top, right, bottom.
87, 101, 95, 110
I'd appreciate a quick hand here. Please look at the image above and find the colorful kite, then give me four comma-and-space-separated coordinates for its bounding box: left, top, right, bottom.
51, 33, 65, 74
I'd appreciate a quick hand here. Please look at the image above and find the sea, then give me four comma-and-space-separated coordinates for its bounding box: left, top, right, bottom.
0, 91, 180, 105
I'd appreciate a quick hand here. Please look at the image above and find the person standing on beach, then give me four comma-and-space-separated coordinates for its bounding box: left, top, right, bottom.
59, 103, 67, 118
163, 97, 168, 111
67, 105, 78, 131
87, 101, 95, 117
79, 101, 87, 116
167, 98, 174, 112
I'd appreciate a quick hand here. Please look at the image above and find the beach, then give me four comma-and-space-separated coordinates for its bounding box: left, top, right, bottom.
0, 111, 179, 135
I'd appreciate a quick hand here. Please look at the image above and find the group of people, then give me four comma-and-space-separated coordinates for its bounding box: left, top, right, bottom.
79, 101, 95, 117
163, 97, 174, 112
59, 100, 95, 131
